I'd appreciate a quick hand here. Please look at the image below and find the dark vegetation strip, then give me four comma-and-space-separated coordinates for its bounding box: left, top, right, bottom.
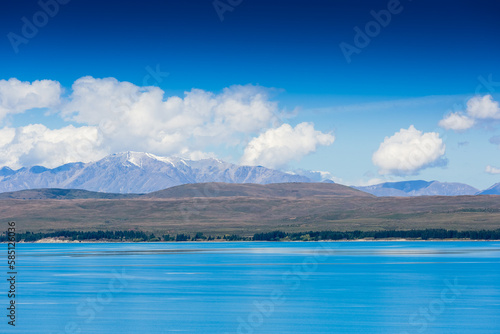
2, 229, 500, 242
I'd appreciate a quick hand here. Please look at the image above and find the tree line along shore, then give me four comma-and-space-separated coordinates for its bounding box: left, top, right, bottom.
2, 229, 500, 243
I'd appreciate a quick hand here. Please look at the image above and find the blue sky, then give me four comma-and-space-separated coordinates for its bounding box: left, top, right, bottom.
1, 0, 500, 189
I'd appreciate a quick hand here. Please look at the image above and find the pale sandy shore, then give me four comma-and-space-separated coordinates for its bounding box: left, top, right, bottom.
34, 237, 82, 243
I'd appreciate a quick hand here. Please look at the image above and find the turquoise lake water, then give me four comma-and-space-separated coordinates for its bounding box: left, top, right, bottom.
2, 242, 500, 333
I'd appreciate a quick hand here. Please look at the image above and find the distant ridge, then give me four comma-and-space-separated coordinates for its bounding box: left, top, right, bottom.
355, 180, 479, 197
0, 182, 373, 200
146, 182, 374, 199
0, 188, 138, 200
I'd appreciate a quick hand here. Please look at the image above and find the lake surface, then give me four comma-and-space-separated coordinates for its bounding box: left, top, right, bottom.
2, 242, 500, 333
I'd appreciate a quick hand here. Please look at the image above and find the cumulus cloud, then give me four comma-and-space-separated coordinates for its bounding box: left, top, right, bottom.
438, 112, 474, 131
61, 76, 280, 156
372, 125, 446, 175
485, 165, 500, 174
0, 78, 62, 122
1, 76, 335, 169
240, 122, 335, 169
467, 95, 500, 119
0, 124, 105, 169
439, 94, 500, 131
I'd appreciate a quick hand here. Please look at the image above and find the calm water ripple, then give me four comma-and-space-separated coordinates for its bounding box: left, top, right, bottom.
2, 242, 499, 333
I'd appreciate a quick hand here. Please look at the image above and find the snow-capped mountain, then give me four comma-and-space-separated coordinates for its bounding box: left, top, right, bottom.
478, 183, 500, 195
355, 180, 479, 197
0, 152, 311, 194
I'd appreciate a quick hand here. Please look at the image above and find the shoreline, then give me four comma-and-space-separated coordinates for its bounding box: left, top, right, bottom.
4, 238, 500, 244
5, 229, 500, 243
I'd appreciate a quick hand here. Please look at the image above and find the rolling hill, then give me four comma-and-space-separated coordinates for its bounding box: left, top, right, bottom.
1, 182, 499, 235
0, 188, 138, 200
146, 182, 373, 199
0, 182, 370, 200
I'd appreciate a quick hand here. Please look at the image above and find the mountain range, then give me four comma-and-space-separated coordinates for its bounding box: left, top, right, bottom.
355, 180, 481, 197
478, 183, 500, 195
0, 151, 498, 196
0, 152, 310, 194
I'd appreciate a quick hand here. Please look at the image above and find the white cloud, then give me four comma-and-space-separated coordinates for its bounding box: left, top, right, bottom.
467, 95, 500, 119
372, 125, 446, 175
439, 95, 500, 131
2, 76, 336, 169
0, 124, 105, 169
485, 165, 500, 175
0, 78, 62, 121
240, 122, 335, 169
438, 112, 475, 131
177, 149, 217, 161
351, 178, 388, 187
61, 77, 280, 156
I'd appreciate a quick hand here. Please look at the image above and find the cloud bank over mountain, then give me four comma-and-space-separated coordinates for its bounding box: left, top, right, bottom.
0, 77, 333, 169
0, 78, 62, 121
240, 122, 335, 169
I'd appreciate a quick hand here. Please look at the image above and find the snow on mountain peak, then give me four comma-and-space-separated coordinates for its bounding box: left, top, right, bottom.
125, 152, 144, 167
109, 151, 174, 168
0, 152, 312, 193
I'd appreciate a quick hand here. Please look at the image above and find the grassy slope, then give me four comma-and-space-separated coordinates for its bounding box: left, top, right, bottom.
0, 182, 499, 236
